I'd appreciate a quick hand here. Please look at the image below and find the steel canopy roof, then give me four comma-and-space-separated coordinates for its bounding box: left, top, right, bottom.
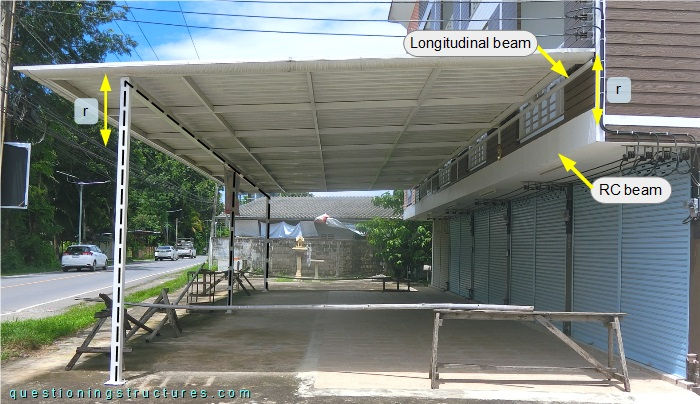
16, 52, 593, 193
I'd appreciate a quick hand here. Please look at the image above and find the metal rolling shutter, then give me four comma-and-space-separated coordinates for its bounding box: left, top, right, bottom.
449, 218, 460, 294
473, 208, 490, 303
534, 191, 567, 312
510, 197, 536, 306
488, 205, 508, 304
432, 219, 449, 290
620, 172, 689, 376
459, 214, 473, 298
571, 185, 621, 349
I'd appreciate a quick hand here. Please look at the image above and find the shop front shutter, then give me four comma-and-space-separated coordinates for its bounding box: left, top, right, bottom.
488, 204, 508, 304
449, 218, 460, 294
432, 219, 449, 290
510, 197, 536, 306
571, 185, 621, 349
473, 208, 490, 302
459, 214, 473, 298
620, 172, 690, 376
534, 191, 567, 312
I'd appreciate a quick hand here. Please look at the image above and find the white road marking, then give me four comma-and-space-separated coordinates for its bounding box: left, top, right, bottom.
0, 261, 201, 317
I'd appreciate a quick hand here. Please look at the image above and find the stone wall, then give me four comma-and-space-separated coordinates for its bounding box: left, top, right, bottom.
213, 237, 384, 278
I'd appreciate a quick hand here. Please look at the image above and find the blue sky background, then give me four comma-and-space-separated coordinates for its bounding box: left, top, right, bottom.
105, 1, 405, 196
104, 1, 407, 63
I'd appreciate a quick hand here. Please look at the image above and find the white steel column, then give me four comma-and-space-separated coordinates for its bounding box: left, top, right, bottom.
106, 77, 131, 386
265, 195, 270, 290
227, 174, 238, 308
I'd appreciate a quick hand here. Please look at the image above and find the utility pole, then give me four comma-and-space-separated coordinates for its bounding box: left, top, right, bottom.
0, 0, 17, 264
58, 171, 109, 244
1, 0, 16, 151
166, 208, 182, 245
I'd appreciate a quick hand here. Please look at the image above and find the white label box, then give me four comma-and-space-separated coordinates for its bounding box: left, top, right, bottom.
591, 177, 671, 204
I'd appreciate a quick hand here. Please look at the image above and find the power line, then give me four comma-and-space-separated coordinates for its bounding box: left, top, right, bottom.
104, 4, 569, 24
178, 2, 200, 60
123, 1, 160, 60
114, 19, 144, 61
9, 95, 217, 206
31, 8, 405, 38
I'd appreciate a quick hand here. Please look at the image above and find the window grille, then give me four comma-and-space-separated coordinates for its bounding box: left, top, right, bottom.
468, 133, 488, 170
519, 79, 565, 141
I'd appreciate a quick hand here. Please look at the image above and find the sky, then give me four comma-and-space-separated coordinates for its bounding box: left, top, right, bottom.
106, 1, 406, 196
105, 0, 408, 63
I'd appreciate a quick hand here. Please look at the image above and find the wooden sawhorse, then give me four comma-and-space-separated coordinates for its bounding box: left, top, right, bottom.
65, 293, 153, 370
429, 310, 630, 392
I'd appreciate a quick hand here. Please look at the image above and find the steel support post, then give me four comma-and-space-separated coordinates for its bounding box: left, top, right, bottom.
78, 184, 83, 244
265, 195, 270, 291
227, 175, 238, 307
106, 77, 131, 386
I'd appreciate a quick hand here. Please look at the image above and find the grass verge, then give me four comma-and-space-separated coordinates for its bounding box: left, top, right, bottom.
0, 263, 204, 361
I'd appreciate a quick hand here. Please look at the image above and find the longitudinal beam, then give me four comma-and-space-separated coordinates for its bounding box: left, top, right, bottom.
105, 77, 131, 386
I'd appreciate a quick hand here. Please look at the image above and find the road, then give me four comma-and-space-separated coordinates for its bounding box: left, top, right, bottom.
1, 256, 205, 320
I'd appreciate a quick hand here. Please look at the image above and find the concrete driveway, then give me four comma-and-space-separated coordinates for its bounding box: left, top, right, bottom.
2, 281, 699, 403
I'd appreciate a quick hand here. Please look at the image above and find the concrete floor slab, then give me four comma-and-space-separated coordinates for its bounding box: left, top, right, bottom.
2, 280, 699, 403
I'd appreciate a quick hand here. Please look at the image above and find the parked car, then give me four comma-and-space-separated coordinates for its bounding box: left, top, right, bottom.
61, 245, 108, 272
176, 238, 196, 259
155, 245, 178, 261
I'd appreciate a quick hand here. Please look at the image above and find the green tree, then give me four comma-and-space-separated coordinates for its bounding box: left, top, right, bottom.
356, 191, 431, 280
1, 2, 219, 272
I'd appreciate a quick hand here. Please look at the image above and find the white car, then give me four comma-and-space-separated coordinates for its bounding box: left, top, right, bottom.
155, 245, 178, 261
61, 245, 108, 272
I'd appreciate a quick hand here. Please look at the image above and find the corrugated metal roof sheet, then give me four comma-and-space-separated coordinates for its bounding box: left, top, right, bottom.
15, 53, 593, 193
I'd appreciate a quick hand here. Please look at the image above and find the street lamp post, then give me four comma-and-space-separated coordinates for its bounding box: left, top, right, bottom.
58, 171, 109, 244
166, 208, 182, 245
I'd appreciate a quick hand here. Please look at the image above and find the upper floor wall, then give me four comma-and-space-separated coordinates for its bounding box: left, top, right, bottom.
605, 1, 700, 121
392, 0, 594, 49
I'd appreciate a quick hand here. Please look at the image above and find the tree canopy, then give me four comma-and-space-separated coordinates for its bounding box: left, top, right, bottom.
356, 191, 431, 279
2, 2, 219, 273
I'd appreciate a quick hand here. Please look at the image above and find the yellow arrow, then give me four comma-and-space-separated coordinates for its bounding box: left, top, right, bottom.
537, 45, 569, 78
592, 55, 603, 124
558, 154, 592, 189
100, 74, 111, 146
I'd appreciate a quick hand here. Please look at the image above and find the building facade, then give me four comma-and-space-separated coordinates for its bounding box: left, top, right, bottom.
391, 0, 700, 381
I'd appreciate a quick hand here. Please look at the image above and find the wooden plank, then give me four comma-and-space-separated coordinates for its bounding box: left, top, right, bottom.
430, 312, 441, 389
606, 57, 700, 72
534, 315, 617, 381
607, 20, 700, 35
438, 363, 615, 372
125, 292, 165, 341
438, 310, 619, 323
606, 104, 700, 118
613, 317, 631, 392
607, 8, 700, 23
607, 44, 700, 60
65, 317, 107, 371
607, 1, 700, 12
77, 346, 133, 354
608, 32, 700, 48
